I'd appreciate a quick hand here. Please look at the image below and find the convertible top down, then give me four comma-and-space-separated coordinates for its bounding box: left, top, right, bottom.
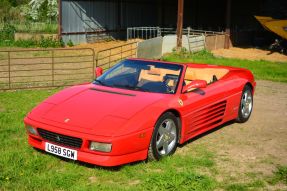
24, 59, 256, 166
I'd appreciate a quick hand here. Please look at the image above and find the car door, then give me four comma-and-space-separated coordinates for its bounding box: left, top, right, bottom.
179, 68, 228, 136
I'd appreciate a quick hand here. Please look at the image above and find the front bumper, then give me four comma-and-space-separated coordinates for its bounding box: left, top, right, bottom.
24, 117, 153, 167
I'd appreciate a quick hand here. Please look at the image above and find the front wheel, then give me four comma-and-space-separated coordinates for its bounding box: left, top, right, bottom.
236, 85, 253, 123
148, 112, 179, 161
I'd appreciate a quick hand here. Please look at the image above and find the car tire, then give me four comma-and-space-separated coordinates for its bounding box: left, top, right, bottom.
148, 112, 179, 161
236, 85, 253, 123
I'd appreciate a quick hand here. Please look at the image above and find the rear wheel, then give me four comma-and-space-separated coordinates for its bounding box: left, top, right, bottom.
148, 112, 179, 161
236, 85, 253, 123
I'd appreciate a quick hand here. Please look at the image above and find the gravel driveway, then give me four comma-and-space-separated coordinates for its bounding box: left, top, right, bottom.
178, 80, 287, 189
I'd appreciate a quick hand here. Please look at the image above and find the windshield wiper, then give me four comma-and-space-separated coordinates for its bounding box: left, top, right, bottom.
134, 86, 149, 92
94, 79, 106, 86
112, 84, 149, 92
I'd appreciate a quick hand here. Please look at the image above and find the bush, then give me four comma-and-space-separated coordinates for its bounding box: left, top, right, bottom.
38, 36, 64, 48
67, 39, 74, 47
271, 166, 287, 185
0, 36, 65, 48
14, 22, 58, 33
164, 48, 213, 60
0, 23, 16, 40
13, 39, 37, 47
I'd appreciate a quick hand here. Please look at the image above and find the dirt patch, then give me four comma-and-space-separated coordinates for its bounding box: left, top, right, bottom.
177, 80, 287, 189
128, 179, 141, 186
212, 47, 287, 63
74, 39, 141, 53
88, 176, 98, 183
0, 106, 4, 112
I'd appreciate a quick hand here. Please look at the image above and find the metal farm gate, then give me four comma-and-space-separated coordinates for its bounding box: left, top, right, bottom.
127, 27, 228, 51
0, 42, 138, 90
96, 42, 137, 70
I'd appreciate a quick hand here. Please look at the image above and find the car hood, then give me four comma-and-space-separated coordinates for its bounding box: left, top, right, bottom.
41, 85, 165, 131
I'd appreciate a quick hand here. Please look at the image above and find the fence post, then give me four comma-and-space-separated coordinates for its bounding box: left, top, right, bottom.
109, 49, 111, 69
203, 34, 207, 50
188, 34, 192, 53
121, 46, 123, 60
51, 50, 55, 86
137, 28, 139, 38
157, 27, 161, 37
133, 27, 137, 38
215, 35, 218, 50
92, 49, 95, 79
95, 52, 99, 78
8, 52, 11, 90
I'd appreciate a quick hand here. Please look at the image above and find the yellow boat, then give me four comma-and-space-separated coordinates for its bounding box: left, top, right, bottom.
255, 16, 287, 40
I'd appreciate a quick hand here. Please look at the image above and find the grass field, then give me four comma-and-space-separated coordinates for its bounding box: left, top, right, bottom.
0, 89, 218, 190
0, 88, 286, 190
1, 51, 287, 190
0, 22, 58, 34
162, 50, 287, 83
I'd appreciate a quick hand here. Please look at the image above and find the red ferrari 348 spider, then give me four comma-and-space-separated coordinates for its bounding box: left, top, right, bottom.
24, 59, 256, 166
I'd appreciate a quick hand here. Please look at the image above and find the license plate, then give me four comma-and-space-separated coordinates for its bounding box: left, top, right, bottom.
45, 142, 77, 160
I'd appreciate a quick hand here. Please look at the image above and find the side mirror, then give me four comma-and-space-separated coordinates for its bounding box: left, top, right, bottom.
95, 67, 103, 77
182, 80, 207, 93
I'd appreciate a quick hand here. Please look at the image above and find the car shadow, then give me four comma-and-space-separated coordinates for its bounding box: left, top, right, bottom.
33, 120, 236, 171
178, 120, 235, 148
33, 147, 144, 171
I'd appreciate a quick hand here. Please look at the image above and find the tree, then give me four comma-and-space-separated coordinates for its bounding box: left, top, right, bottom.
0, 0, 12, 22
28, 0, 58, 22
8, 0, 29, 7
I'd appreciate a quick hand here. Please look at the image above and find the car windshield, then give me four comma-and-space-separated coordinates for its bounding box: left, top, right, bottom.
93, 60, 183, 94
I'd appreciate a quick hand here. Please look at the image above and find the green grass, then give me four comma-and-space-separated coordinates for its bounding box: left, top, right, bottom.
1, 51, 287, 190
268, 165, 287, 185
0, 38, 64, 48
0, 89, 217, 190
225, 180, 265, 191
0, 22, 61, 48
162, 50, 287, 83
0, 89, 286, 190
0, 22, 58, 34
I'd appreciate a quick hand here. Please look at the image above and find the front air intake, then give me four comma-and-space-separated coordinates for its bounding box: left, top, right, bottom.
37, 128, 83, 149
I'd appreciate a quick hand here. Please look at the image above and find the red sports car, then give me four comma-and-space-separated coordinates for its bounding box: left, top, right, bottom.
24, 59, 256, 166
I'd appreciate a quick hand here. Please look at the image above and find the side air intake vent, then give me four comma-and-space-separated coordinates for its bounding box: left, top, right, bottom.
188, 101, 227, 134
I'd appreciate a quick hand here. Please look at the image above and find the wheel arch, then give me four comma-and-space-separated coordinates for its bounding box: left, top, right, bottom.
148, 108, 182, 160
236, 82, 254, 123
159, 109, 182, 143
245, 82, 254, 94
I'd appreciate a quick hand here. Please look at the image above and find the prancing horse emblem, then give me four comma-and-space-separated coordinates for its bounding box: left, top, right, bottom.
178, 99, 184, 106
56, 135, 61, 141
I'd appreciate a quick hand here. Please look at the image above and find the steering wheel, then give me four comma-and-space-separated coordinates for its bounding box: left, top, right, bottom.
163, 76, 175, 93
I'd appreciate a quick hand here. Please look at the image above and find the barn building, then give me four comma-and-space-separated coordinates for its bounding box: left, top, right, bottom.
58, 0, 287, 46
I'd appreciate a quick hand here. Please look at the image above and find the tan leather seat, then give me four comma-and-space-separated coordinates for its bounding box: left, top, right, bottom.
139, 67, 180, 82
139, 67, 162, 82
184, 67, 229, 84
